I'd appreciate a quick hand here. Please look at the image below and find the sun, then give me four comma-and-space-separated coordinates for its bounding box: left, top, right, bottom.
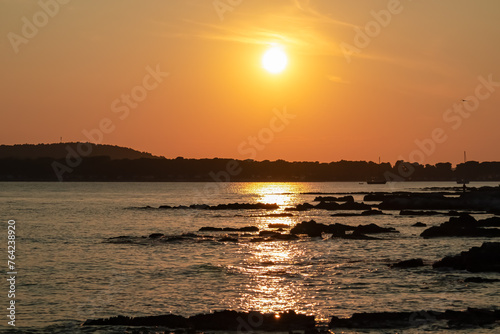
262, 46, 288, 74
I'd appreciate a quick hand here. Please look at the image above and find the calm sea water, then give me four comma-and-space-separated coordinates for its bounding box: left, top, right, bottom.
1, 181, 499, 333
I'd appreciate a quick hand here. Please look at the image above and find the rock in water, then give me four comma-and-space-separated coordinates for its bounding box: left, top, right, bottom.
421, 214, 500, 238
353, 223, 399, 234
433, 242, 500, 272
329, 308, 500, 329
290, 220, 327, 237
84, 310, 315, 330
390, 258, 425, 268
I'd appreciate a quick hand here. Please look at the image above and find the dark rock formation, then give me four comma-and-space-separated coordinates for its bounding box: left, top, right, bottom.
290, 220, 353, 237
83, 314, 187, 327
157, 203, 279, 210
478, 216, 500, 227
199, 226, 259, 232
290, 220, 396, 238
330, 311, 418, 329
209, 203, 279, 210
464, 277, 500, 283
433, 242, 500, 272
313, 195, 354, 202
316, 201, 371, 211
84, 310, 315, 331
353, 223, 398, 234
361, 209, 385, 215
286, 200, 371, 211
412, 222, 427, 227
421, 214, 500, 238
285, 203, 315, 211
268, 233, 299, 241
290, 220, 329, 237
329, 308, 500, 329
390, 258, 425, 268
378, 188, 500, 211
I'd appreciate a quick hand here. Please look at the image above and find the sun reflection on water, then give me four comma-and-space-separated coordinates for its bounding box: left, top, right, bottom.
231, 183, 315, 314
237, 239, 311, 314
240, 182, 309, 207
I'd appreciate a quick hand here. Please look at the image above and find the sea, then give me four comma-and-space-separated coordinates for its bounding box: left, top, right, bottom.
0, 181, 499, 333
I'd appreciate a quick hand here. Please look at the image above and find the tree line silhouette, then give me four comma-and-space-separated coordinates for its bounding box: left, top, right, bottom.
1, 155, 500, 182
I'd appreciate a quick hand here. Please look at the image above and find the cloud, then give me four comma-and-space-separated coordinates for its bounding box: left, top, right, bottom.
326, 75, 350, 84
292, 0, 359, 28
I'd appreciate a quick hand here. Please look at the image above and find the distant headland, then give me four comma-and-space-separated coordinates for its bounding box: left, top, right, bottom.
1, 143, 499, 182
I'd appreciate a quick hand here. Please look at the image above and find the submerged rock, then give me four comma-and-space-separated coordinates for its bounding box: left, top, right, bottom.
400, 210, 441, 216
285, 203, 315, 211
390, 258, 425, 268
334, 233, 380, 240
259, 230, 281, 237
433, 242, 500, 272
218, 236, 238, 242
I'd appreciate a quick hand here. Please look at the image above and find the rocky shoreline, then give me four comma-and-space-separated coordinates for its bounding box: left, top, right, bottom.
101, 186, 500, 331
83, 307, 500, 331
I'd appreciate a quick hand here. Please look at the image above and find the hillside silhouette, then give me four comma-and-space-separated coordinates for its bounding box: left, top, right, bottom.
1, 143, 500, 182
0, 143, 161, 160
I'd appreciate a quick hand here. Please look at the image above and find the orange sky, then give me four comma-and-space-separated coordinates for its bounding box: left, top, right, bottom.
1, 0, 499, 164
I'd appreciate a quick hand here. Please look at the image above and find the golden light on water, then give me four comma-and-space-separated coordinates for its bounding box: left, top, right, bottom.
233, 183, 314, 314
238, 242, 306, 314
240, 182, 309, 207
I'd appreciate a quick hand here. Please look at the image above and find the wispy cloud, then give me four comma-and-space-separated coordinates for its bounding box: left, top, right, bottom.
326, 75, 350, 84
293, 0, 359, 28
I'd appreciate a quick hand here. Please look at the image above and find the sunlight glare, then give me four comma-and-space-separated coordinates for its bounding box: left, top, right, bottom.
262, 46, 288, 74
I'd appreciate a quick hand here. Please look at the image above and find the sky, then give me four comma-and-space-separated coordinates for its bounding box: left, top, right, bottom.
1, 0, 499, 165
